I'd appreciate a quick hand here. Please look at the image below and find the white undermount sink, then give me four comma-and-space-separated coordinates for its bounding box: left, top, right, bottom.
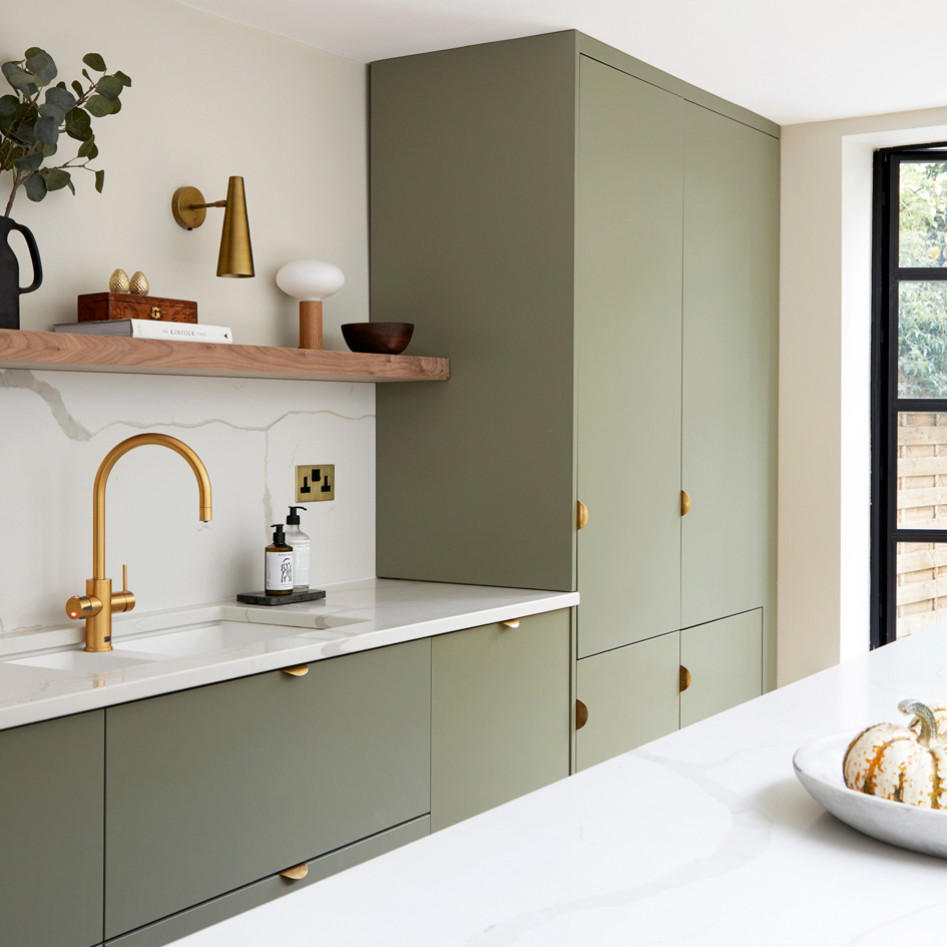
7, 614, 367, 672
11, 651, 158, 672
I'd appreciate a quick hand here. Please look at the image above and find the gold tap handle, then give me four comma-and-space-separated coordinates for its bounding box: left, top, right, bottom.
110, 563, 136, 614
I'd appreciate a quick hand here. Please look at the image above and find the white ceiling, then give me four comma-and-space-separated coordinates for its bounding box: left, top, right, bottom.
179, 0, 947, 126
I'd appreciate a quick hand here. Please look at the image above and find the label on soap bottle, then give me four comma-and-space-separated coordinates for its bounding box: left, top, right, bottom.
293, 539, 311, 589
265, 551, 294, 592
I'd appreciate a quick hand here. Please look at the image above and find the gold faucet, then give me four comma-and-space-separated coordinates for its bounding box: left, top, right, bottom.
65, 434, 213, 652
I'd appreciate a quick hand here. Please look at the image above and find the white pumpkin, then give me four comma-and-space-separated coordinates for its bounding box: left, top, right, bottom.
843, 699, 947, 808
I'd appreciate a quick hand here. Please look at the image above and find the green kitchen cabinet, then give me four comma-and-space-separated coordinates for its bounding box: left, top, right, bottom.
371, 31, 778, 702
680, 609, 763, 728
0, 710, 104, 947
105, 639, 431, 939
431, 609, 572, 831
575, 633, 681, 771
371, 32, 577, 594
371, 31, 778, 769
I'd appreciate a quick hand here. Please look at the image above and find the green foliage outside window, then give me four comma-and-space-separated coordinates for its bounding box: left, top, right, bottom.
899, 161, 947, 398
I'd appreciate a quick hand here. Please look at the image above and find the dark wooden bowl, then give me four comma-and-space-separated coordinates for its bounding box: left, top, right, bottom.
341, 322, 414, 354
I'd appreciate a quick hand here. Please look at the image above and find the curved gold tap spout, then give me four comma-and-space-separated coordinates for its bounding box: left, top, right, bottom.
66, 433, 213, 652
92, 433, 213, 579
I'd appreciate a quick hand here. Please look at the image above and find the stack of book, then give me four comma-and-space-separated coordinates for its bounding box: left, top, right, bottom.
53, 319, 233, 343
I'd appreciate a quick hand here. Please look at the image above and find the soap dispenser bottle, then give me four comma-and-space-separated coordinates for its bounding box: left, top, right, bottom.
265, 523, 294, 596
285, 505, 311, 590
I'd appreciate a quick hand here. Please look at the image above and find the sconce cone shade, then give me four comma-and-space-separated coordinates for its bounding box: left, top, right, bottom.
217, 176, 254, 278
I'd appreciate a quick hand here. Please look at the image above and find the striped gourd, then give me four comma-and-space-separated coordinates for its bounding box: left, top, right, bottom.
843, 699, 947, 808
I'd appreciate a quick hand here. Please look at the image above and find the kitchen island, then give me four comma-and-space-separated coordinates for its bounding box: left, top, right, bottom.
172, 622, 947, 946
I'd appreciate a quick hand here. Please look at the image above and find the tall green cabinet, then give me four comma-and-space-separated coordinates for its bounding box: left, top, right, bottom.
371, 31, 779, 766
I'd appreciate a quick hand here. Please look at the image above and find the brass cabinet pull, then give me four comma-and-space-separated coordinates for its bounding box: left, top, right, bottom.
575, 698, 589, 730
680, 490, 691, 516
576, 500, 589, 530
679, 665, 692, 692
280, 664, 309, 677
500, 619, 520, 629
279, 863, 309, 880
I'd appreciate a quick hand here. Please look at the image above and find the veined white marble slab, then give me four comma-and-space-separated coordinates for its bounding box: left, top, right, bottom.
173, 623, 947, 947
0, 578, 577, 730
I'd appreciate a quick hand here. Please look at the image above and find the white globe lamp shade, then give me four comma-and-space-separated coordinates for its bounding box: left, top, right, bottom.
276, 260, 345, 350
276, 260, 345, 301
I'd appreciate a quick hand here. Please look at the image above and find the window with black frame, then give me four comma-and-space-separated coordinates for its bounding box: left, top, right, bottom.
873, 147, 947, 646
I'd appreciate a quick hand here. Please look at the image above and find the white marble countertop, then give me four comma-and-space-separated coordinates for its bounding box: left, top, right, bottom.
172, 622, 947, 947
0, 578, 578, 730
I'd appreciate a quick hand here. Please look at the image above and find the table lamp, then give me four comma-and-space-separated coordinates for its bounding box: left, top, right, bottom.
275, 260, 345, 349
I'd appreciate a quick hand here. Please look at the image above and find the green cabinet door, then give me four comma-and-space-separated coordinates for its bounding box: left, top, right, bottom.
575, 632, 680, 771
680, 608, 763, 727
0, 711, 104, 947
431, 609, 571, 831
680, 101, 779, 630
105, 640, 431, 938
575, 55, 684, 659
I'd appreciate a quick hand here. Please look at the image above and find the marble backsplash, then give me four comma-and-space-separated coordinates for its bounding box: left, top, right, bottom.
0, 368, 375, 636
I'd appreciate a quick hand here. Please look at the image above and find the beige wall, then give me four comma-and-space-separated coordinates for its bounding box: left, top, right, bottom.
0, 1, 376, 636
3, 0, 367, 346
780, 106, 947, 684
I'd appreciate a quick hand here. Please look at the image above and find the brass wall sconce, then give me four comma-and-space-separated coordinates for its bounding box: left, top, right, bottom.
171, 176, 255, 278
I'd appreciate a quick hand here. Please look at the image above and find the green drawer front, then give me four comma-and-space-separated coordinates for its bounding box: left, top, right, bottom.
105, 816, 430, 947
0, 711, 105, 947
576, 632, 680, 770
680, 608, 763, 727
105, 639, 431, 937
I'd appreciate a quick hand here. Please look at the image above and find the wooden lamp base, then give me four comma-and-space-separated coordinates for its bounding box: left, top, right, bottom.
298, 300, 323, 350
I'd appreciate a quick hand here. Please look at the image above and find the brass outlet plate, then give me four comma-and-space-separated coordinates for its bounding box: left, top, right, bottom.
296, 464, 334, 502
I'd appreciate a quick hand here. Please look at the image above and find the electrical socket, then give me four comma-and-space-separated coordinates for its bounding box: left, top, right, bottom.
295, 464, 335, 503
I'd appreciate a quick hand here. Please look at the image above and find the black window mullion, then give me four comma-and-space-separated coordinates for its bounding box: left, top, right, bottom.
883, 153, 900, 646
899, 268, 947, 281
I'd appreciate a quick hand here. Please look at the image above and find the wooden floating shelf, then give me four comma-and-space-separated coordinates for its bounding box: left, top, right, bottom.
0, 329, 450, 383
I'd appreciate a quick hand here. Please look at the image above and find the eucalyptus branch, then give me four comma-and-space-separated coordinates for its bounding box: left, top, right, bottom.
0, 47, 131, 216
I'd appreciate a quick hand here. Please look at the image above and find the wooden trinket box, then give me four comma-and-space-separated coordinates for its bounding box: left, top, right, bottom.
77, 293, 198, 324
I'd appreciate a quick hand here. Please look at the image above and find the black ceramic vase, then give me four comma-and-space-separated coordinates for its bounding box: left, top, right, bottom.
0, 216, 43, 330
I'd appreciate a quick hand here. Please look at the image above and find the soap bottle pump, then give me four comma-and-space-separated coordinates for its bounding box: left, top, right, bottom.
265, 523, 294, 596
285, 505, 311, 590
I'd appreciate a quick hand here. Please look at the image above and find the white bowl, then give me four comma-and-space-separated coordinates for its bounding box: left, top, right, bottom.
794, 730, 947, 859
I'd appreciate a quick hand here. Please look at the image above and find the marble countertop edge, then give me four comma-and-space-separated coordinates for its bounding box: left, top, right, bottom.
0, 579, 579, 731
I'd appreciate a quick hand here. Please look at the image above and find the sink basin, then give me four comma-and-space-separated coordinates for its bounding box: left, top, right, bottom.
11, 651, 157, 672
6, 614, 367, 673
118, 620, 302, 658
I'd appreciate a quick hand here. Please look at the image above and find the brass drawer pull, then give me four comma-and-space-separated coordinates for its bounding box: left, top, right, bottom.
577, 500, 589, 530
680, 665, 692, 692
575, 698, 589, 730
281, 664, 309, 677
500, 619, 520, 629
279, 863, 309, 880
681, 490, 691, 516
